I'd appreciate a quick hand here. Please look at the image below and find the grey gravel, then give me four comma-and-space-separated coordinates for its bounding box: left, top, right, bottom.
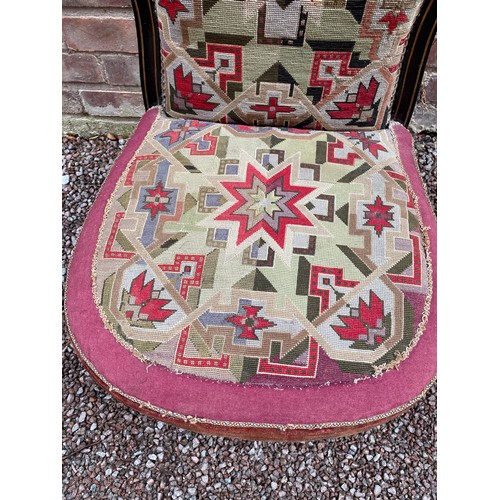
414, 133, 437, 213
62, 132, 437, 499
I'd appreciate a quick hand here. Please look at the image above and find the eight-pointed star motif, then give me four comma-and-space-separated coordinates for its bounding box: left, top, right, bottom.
363, 195, 395, 237
142, 181, 173, 220
214, 163, 317, 249
227, 305, 276, 341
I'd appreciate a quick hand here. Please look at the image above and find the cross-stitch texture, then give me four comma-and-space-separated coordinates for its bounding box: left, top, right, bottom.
155, 0, 423, 130
92, 110, 431, 386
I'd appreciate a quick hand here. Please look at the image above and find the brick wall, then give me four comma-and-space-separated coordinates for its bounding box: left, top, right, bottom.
62, 0, 144, 136
62, 1, 436, 136
410, 37, 437, 133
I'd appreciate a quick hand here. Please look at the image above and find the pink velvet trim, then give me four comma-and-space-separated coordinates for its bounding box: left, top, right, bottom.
66, 112, 437, 426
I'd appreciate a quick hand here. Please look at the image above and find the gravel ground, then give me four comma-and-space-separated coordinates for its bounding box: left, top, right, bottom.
62, 131, 437, 499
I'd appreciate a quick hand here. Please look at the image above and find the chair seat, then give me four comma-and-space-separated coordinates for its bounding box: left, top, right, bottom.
65, 107, 436, 441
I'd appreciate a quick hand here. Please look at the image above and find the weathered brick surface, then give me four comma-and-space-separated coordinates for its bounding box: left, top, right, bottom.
101, 54, 141, 86
62, 0, 131, 7
410, 104, 436, 133
409, 35, 437, 134
62, 115, 141, 137
427, 38, 437, 70
80, 90, 144, 117
63, 16, 138, 53
424, 74, 437, 106
63, 89, 84, 115
62, 53, 104, 83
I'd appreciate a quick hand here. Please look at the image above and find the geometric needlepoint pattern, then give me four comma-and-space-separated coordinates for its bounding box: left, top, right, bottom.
93, 114, 432, 387
214, 163, 317, 249
155, 0, 425, 130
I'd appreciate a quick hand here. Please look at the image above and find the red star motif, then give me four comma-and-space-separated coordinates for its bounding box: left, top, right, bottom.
227, 305, 276, 340
250, 97, 296, 120
215, 163, 316, 248
363, 195, 395, 237
143, 181, 172, 220
159, 0, 188, 23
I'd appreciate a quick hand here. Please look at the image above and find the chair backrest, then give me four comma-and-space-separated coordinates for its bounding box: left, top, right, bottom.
132, 0, 436, 129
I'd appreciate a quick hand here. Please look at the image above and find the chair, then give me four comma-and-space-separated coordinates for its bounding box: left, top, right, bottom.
65, 0, 436, 441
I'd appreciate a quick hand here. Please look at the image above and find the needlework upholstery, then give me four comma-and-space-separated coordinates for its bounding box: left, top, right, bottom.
155, 0, 424, 130
92, 109, 431, 386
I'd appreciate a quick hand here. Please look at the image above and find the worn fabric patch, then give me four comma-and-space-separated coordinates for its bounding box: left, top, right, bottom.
155, 0, 423, 130
92, 111, 431, 386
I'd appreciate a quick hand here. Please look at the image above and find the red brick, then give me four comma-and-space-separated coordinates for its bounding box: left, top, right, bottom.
62, 16, 138, 53
100, 54, 141, 86
426, 37, 437, 70
62, 0, 131, 7
62, 89, 84, 114
63, 53, 104, 83
80, 89, 144, 117
425, 74, 437, 106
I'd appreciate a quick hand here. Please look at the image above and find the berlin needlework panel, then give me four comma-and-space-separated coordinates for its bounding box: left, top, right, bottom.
92, 110, 431, 387
155, 0, 424, 130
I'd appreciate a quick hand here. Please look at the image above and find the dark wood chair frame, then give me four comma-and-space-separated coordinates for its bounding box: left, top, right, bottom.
131, 0, 436, 128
